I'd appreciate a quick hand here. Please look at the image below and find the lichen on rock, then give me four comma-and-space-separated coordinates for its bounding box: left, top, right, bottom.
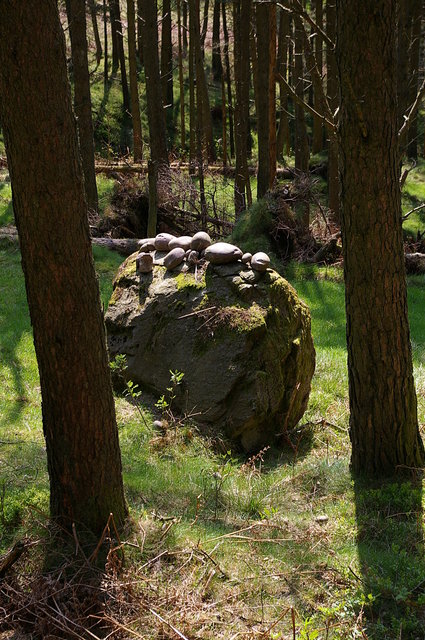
106, 252, 315, 451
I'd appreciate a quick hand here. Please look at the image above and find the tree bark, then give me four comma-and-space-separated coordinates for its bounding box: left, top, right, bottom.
110, 0, 130, 113
137, 0, 144, 65
222, 2, 235, 158
0, 0, 127, 534
336, 0, 425, 474
293, 13, 309, 230
276, 9, 290, 160
161, 0, 175, 141
326, 0, 339, 219
177, 0, 186, 150
141, 0, 169, 166
233, 0, 251, 215
88, 0, 103, 66
407, 0, 422, 160
67, 0, 99, 214
312, 0, 323, 154
256, 1, 276, 198
103, 0, 109, 87
127, 0, 143, 161
212, 0, 222, 81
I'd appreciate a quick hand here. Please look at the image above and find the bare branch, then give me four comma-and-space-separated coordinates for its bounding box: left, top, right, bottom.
399, 77, 425, 147
402, 202, 425, 221
277, 0, 335, 50
276, 72, 336, 132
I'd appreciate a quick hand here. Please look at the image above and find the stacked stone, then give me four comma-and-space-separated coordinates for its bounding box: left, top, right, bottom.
136, 231, 270, 274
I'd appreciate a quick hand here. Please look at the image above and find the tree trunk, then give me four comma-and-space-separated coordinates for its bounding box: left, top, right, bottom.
233, 0, 251, 215
88, 0, 103, 66
190, 0, 216, 162
211, 0, 222, 81
407, 0, 422, 160
177, 0, 186, 150
189, 0, 196, 171
110, 0, 130, 113
137, 0, 144, 65
127, 0, 143, 161
141, 0, 169, 166
293, 13, 309, 230
161, 0, 175, 142
183, 0, 188, 52
222, 1, 235, 158
276, 8, 290, 160
312, 0, 323, 154
336, 0, 425, 474
256, 1, 276, 198
326, 0, 339, 219
110, 0, 120, 70
200, 0, 209, 51
0, 0, 127, 534
103, 0, 109, 87
67, 0, 99, 214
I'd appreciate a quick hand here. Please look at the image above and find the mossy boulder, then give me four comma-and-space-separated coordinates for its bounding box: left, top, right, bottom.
105, 253, 315, 451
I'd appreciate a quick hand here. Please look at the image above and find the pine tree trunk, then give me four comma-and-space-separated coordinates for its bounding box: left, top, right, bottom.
212, 0, 222, 81
0, 0, 127, 534
312, 0, 323, 154
276, 8, 290, 160
110, 0, 130, 113
177, 0, 186, 150
326, 0, 339, 219
141, 0, 169, 166
200, 0, 209, 51
407, 0, 422, 160
222, 2, 235, 158
67, 0, 99, 214
161, 0, 175, 142
88, 0, 103, 66
137, 0, 144, 65
110, 0, 120, 70
127, 0, 143, 161
336, 0, 425, 475
293, 13, 309, 230
233, 0, 251, 215
256, 1, 276, 198
103, 0, 109, 87
189, 0, 196, 171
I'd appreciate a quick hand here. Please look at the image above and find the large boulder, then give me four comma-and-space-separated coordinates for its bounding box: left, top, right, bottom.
105, 254, 315, 451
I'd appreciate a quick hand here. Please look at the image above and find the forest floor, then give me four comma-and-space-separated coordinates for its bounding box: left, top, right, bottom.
0, 164, 425, 639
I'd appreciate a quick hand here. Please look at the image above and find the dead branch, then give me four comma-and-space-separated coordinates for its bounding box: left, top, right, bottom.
276, 72, 335, 132
0, 540, 30, 578
399, 77, 425, 148
402, 202, 425, 221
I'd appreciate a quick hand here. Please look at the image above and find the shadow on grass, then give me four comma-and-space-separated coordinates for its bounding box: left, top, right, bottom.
354, 474, 425, 639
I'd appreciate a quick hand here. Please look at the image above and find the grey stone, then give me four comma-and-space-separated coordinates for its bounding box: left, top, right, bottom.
155, 233, 175, 251
169, 236, 193, 251
242, 252, 252, 264
138, 237, 156, 251
164, 247, 185, 270
136, 252, 153, 273
106, 254, 315, 452
251, 252, 270, 272
191, 231, 211, 252
204, 242, 243, 264
187, 250, 200, 265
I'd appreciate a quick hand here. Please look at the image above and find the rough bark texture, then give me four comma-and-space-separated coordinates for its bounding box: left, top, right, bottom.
177, 0, 186, 150
67, 0, 99, 214
256, 2, 276, 199
161, 0, 174, 141
336, 0, 425, 474
312, 0, 323, 154
212, 0, 222, 81
127, 0, 143, 162
110, 0, 130, 113
326, 0, 339, 218
233, 0, 251, 215
0, 0, 127, 533
141, 0, 169, 166
88, 0, 102, 66
222, 2, 235, 158
276, 9, 290, 160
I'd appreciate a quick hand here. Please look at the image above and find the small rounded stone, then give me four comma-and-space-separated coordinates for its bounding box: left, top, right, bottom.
251, 252, 270, 272
169, 235, 193, 251
155, 232, 175, 251
164, 247, 185, 270
191, 231, 211, 252
136, 252, 154, 273
242, 252, 252, 264
204, 242, 243, 264
138, 237, 156, 251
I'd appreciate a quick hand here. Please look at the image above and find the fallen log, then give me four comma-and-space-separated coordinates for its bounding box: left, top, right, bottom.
91, 237, 139, 256
0, 540, 28, 578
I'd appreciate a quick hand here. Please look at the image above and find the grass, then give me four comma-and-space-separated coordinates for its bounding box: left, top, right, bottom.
1, 243, 425, 638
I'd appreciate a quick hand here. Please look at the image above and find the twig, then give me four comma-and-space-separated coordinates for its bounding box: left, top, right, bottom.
399, 77, 425, 147
178, 306, 216, 319
402, 202, 425, 221
261, 607, 291, 636
149, 608, 190, 640
277, 73, 335, 132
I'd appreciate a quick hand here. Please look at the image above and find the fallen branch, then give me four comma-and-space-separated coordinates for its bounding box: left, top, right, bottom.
0, 539, 31, 578
402, 202, 425, 221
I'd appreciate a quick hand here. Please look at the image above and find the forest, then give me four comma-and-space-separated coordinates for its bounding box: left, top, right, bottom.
1, 0, 425, 638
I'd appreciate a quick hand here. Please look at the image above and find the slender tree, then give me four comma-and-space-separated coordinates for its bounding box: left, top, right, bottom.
141, 0, 169, 166
312, 0, 323, 154
127, 0, 143, 161
103, 0, 109, 87
407, 0, 422, 160
256, 0, 276, 198
177, 0, 186, 150
293, 13, 309, 230
326, 0, 339, 218
110, 0, 130, 113
0, 0, 127, 534
211, 0, 222, 81
88, 0, 103, 66
276, 9, 290, 160
161, 0, 175, 140
336, 0, 425, 474
222, 2, 235, 158
66, 0, 99, 214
